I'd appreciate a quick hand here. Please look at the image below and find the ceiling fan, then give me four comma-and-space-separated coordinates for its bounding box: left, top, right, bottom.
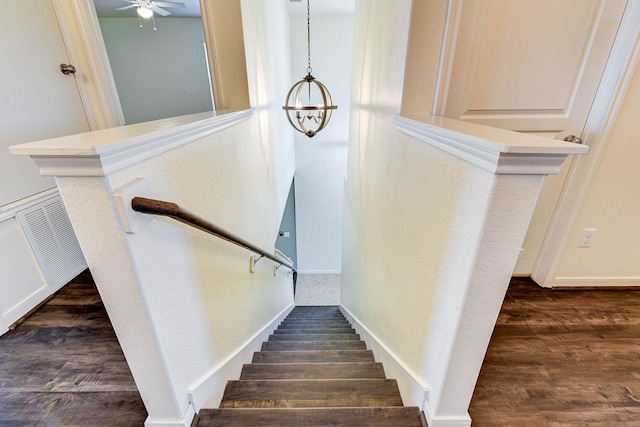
117, 0, 186, 18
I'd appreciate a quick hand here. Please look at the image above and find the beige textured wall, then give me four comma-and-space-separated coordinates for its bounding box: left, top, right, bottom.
555, 60, 640, 284
201, 0, 250, 111
401, 0, 448, 116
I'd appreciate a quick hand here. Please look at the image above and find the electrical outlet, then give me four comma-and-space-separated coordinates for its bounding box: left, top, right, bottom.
578, 229, 597, 248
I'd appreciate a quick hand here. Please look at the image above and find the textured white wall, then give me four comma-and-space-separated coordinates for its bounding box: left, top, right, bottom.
51, 1, 296, 423
291, 15, 353, 273
555, 60, 640, 284
342, 1, 548, 425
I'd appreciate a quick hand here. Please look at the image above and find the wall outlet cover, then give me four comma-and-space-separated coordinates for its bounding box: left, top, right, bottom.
578, 228, 597, 248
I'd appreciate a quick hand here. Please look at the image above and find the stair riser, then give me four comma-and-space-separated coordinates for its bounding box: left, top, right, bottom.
261, 341, 367, 351
220, 379, 403, 408
197, 407, 423, 427
274, 328, 356, 334
252, 350, 375, 364
278, 321, 351, 327
240, 362, 386, 380
268, 334, 361, 341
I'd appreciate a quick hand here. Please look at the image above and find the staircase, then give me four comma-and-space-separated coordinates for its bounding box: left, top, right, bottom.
196, 306, 424, 426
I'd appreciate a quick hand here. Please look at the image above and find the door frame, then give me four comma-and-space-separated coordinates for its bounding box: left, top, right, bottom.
532, 1, 640, 287
51, 0, 124, 130
434, 0, 640, 287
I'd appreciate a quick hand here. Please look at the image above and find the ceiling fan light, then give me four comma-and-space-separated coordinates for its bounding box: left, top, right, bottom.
137, 6, 153, 19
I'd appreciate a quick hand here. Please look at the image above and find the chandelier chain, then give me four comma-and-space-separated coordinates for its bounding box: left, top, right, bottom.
307, 0, 312, 74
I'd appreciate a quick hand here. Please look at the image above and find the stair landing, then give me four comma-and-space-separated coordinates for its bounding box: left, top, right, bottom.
195, 306, 423, 426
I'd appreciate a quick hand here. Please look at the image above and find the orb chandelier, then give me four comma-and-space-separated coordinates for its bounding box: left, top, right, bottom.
283, 0, 337, 138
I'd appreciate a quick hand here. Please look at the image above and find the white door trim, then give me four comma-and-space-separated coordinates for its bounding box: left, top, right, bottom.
532, 1, 640, 287
52, 0, 124, 129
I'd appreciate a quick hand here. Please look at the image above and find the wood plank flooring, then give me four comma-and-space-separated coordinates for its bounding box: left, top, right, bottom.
4, 273, 639, 426
0, 270, 146, 426
469, 277, 640, 426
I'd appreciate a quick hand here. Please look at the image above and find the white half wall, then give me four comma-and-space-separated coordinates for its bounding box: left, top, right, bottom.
11, 1, 296, 425
342, 2, 584, 426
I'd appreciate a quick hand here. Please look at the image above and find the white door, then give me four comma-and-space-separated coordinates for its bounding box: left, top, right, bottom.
439, 0, 627, 274
0, 0, 90, 206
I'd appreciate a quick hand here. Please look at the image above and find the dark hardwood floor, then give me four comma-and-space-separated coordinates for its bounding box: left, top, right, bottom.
469, 277, 640, 426
0, 270, 146, 426
4, 273, 639, 426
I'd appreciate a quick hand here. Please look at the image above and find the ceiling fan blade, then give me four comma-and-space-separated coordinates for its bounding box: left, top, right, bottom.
150, 6, 171, 16
154, 1, 186, 8
116, 4, 138, 10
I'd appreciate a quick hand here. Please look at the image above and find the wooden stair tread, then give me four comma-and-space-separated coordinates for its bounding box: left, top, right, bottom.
195, 306, 418, 426
286, 311, 345, 317
268, 333, 361, 341
278, 321, 352, 327
261, 340, 367, 351
197, 407, 423, 426
288, 307, 342, 312
220, 379, 403, 408
274, 328, 356, 334
240, 362, 386, 380
278, 322, 352, 329
253, 350, 375, 363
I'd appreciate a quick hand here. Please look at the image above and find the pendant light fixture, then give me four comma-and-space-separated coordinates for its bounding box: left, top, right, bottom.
283, 0, 337, 138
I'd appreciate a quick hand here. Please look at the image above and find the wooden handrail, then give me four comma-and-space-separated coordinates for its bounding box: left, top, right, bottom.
131, 197, 297, 291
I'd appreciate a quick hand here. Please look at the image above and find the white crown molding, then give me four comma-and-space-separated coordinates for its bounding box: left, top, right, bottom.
9, 109, 253, 177
396, 115, 586, 175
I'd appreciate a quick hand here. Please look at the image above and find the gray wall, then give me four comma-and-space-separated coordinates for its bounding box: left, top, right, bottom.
99, 17, 213, 124
275, 180, 297, 268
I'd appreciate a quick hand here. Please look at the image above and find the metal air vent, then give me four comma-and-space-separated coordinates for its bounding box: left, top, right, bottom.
17, 196, 87, 291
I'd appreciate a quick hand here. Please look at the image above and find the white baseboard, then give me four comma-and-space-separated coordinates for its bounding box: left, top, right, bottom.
553, 276, 640, 288
2, 285, 52, 326
341, 305, 472, 427
422, 402, 472, 427
0, 316, 8, 335
339, 305, 429, 409
188, 303, 294, 411
144, 402, 196, 427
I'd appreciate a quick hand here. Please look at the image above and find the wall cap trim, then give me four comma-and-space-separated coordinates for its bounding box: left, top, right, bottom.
0, 188, 59, 223
396, 114, 587, 174
9, 109, 253, 177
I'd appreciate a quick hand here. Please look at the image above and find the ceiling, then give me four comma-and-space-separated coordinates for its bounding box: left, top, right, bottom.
93, 0, 202, 18
93, 0, 354, 18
